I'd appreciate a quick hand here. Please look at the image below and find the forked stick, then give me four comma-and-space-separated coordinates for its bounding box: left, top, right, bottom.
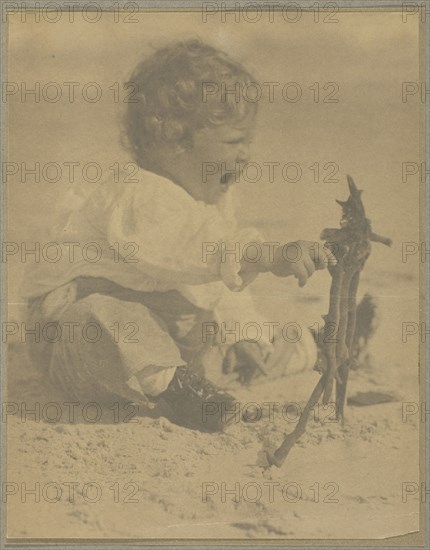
266, 176, 391, 468
336, 269, 360, 421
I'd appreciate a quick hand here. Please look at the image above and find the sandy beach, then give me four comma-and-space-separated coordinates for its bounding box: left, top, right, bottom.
5, 267, 422, 540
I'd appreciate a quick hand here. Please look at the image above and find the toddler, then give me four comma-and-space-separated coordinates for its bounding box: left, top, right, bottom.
24, 40, 331, 431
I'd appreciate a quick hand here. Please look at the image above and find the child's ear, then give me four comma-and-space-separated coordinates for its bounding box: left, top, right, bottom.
172, 143, 188, 157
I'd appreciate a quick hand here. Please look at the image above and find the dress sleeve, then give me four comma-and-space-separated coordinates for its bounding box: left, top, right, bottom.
106, 176, 263, 290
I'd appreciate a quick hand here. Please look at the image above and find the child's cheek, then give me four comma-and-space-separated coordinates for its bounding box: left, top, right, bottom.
222, 147, 239, 165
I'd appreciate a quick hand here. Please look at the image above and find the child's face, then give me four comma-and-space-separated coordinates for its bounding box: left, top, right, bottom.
172, 117, 256, 205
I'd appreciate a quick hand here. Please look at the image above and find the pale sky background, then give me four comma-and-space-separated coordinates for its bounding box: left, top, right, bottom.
6, 10, 422, 306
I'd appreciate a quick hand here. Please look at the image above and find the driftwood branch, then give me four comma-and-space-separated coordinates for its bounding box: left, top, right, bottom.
266, 175, 391, 468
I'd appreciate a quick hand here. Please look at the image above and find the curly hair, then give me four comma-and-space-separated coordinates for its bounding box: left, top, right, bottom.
122, 39, 257, 168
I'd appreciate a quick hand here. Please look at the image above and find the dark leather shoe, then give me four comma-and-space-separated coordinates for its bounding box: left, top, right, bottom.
160, 365, 237, 432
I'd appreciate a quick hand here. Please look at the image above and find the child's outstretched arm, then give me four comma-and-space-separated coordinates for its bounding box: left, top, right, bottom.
239, 240, 336, 287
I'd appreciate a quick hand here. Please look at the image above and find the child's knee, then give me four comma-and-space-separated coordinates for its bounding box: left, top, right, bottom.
48, 301, 127, 403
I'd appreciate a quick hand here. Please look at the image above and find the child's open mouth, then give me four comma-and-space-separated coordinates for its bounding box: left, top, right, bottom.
220, 172, 240, 187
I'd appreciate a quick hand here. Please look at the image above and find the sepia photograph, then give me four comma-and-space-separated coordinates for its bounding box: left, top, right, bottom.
1, 1, 428, 545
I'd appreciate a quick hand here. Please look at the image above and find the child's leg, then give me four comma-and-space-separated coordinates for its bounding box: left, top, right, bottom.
47, 298, 160, 406
42, 293, 236, 430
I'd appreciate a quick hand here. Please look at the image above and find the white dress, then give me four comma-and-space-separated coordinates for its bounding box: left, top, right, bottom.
23, 168, 315, 397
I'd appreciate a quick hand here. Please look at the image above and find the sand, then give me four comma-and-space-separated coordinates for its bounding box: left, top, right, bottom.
5, 271, 421, 541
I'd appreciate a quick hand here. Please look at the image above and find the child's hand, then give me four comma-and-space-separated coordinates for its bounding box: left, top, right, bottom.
222, 341, 266, 385
270, 241, 335, 287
